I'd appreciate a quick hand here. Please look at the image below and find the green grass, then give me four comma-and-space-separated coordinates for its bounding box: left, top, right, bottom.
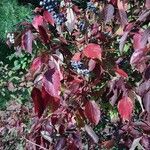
0, 0, 32, 41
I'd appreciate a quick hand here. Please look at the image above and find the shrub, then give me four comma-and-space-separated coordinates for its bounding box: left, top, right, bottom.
8, 0, 150, 149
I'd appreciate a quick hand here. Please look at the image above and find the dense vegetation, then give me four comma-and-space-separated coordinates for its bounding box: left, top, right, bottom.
0, 0, 150, 149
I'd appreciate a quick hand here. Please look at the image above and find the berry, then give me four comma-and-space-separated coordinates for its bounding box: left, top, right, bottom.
87, 2, 97, 13
79, 21, 86, 32
39, 0, 66, 25
71, 61, 90, 77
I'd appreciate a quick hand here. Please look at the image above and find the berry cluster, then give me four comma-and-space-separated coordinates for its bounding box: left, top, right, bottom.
87, 1, 97, 13
39, 0, 66, 25
71, 61, 90, 77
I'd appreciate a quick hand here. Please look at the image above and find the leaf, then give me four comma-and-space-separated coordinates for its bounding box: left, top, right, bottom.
43, 10, 55, 26
117, 97, 133, 121
84, 125, 99, 143
133, 33, 144, 50
31, 87, 45, 118
43, 67, 61, 99
137, 80, 150, 96
130, 50, 144, 65
41, 131, 52, 143
84, 101, 101, 125
38, 26, 50, 44
30, 56, 42, 77
42, 86, 60, 112
137, 10, 150, 22
72, 52, 82, 61
110, 0, 117, 6
119, 23, 133, 52
119, 31, 129, 53
117, 0, 128, 27
144, 65, 150, 80
55, 138, 66, 150
32, 15, 43, 30
141, 28, 150, 48
102, 139, 115, 149
103, 4, 114, 24
129, 137, 143, 150
143, 90, 150, 113
83, 43, 102, 60
145, 0, 150, 9
114, 67, 128, 78
88, 59, 96, 71
141, 135, 150, 149
21, 30, 33, 53
65, 8, 76, 33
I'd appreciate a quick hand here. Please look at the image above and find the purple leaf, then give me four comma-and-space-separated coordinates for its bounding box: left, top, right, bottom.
137, 10, 150, 22
21, 30, 33, 53
84, 101, 101, 125
31, 87, 44, 118
130, 50, 144, 65
144, 65, 150, 80
143, 90, 150, 113
84, 125, 99, 143
103, 4, 114, 24
119, 23, 133, 52
117, 0, 128, 27
38, 26, 50, 44
145, 0, 150, 9
137, 80, 150, 96
43, 67, 61, 99
141, 28, 150, 48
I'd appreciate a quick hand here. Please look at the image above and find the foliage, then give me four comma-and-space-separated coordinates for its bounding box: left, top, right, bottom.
0, 58, 32, 109
0, 0, 32, 41
3, 0, 150, 149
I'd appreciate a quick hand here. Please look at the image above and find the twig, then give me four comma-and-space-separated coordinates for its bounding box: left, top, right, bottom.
23, 137, 49, 150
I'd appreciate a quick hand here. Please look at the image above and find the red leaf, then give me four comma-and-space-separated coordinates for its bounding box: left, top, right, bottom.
21, 30, 33, 53
30, 56, 42, 76
84, 101, 101, 125
42, 86, 60, 112
83, 43, 102, 60
38, 26, 50, 44
43, 67, 61, 99
43, 11, 55, 26
72, 52, 82, 61
117, 97, 133, 121
114, 67, 128, 78
109, 0, 117, 6
32, 15, 43, 30
31, 87, 45, 118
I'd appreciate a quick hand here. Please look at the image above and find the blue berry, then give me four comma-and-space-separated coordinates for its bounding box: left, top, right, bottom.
87, 2, 97, 13
39, 0, 66, 25
71, 61, 90, 77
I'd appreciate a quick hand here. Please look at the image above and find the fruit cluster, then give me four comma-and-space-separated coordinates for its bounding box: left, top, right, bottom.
87, 1, 97, 13
39, 0, 66, 25
71, 61, 90, 77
